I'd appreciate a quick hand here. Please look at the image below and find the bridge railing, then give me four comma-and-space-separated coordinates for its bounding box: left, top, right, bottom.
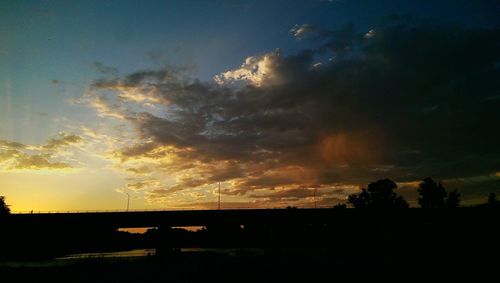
12, 208, 203, 214
11, 205, 330, 214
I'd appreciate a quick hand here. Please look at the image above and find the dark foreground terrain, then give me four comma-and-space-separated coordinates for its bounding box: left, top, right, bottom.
1, 208, 499, 281
1, 248, 496, 282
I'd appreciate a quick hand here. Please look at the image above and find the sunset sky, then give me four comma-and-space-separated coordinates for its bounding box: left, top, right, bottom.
1, 0, 499, 212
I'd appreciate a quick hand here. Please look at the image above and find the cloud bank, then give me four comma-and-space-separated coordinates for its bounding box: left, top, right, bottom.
84, 21, 500, 207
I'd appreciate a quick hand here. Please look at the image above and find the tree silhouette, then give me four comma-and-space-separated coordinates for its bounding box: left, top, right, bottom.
418, 178, 461, 208
418, 178, 447, 208
446, 190, 460, 208
487, 193, 499, 208
332, 203, 347, 209
0, 196, 11, 215
348, 179, 409, 208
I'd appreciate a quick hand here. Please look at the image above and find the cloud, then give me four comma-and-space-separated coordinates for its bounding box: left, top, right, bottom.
9, 154, 72, 170
92, 61, 118, 74
364, 28, 376, 38
126, 179, 161, 191
126, 167, 152, 175
42, 133, 82, 151
0, 132, 82, 171
86, 21, 500, 205
82, 93, 128, 120
290, 24, 316, 40
0, 140, 25, 150
214, 49, 285, 87
0, 148, 72, 171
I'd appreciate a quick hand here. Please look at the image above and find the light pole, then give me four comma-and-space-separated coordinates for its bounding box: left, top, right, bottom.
126, 193, 130, 212
313, 188, 316, 209
218, 182, 221, 210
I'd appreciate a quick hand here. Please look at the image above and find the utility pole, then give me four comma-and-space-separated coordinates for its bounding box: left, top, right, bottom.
126, 193, 130, 212
218, 182, 221, 210
313, 188, 316, 209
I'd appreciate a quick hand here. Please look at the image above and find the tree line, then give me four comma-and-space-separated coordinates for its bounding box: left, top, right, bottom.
337, 177, 500, 209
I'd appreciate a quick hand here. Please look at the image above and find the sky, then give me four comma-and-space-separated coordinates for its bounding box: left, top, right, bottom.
0, 0, 499, 212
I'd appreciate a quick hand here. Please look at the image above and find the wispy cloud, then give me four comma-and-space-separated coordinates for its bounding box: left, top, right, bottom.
92, 61, 118, 74
290, 24, 315, 40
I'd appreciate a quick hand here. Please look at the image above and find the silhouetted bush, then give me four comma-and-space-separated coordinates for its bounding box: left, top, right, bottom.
0, 196, 10, 215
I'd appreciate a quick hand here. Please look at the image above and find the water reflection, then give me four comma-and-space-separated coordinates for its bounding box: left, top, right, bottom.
0, 248, 266, 268
58, 248, 264, 260
56, 249, 156, 260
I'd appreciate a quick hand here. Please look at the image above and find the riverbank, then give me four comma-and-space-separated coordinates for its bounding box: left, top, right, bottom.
1, 250, 392, 282
2, 247, 494, 282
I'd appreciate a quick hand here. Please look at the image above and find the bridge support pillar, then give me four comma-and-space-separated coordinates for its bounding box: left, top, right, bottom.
156, 224, 179, 257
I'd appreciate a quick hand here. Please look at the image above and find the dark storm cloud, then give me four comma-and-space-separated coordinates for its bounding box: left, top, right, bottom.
260, 189, 350, 208
88, 21, 500, 198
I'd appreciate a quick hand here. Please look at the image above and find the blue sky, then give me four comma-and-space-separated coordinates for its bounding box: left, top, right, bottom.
2, 0, 497, 142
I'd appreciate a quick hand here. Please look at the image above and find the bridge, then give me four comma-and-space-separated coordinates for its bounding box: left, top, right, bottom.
1, 208, 499, 261
3, 207, 494, 229
4, 208, 345, 229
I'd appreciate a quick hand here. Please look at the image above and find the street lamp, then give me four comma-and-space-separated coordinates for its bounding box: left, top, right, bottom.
313, 188, 316, 209
126, 193, 130, 212
218, 182, 221, 210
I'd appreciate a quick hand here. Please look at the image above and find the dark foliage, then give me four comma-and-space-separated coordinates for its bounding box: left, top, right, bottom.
0, 196, 10, 215
348, 179, 409, 208
487, 193, 500, 208
418, 178, 461, 208
418, 178, 447, 208
446, 190, 461, 208
332, 203, 347, 209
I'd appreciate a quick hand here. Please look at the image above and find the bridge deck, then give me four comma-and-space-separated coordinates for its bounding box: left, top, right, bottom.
2, 208, 495, 229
